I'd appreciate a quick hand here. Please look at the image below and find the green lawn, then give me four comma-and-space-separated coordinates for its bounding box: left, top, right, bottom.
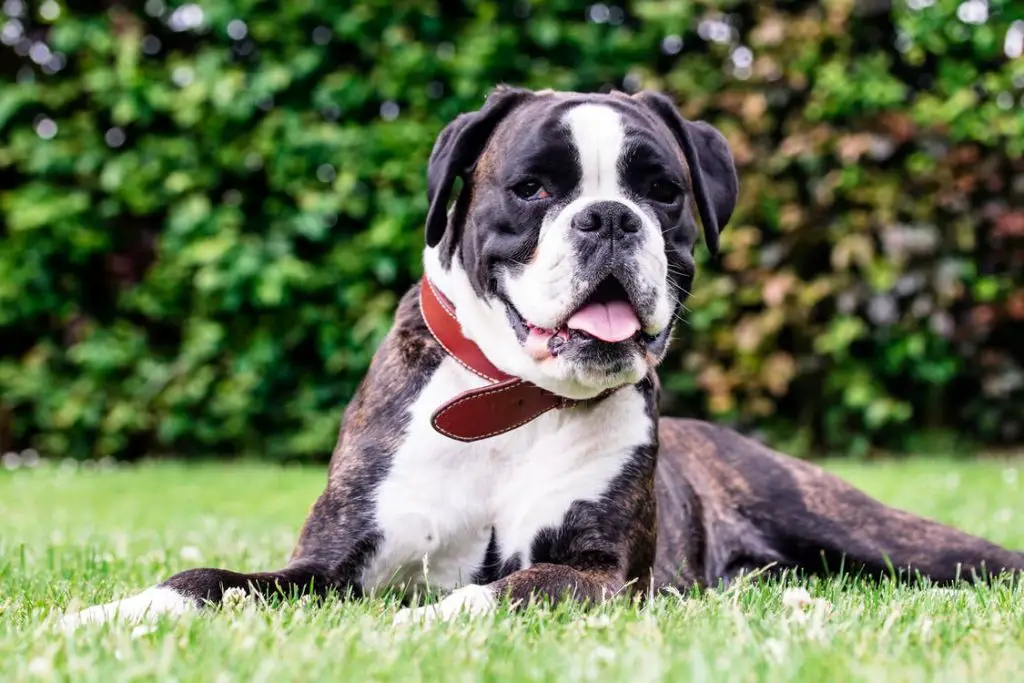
1, 458, 1023, 682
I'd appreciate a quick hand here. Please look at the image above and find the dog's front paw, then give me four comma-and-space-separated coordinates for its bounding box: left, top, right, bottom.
60, 586, 195, 631
393, 584, 497, 625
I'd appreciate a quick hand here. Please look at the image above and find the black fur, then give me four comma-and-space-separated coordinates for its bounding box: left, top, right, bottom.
633, 91, 739, 257
424, 87, 536, 249
84, 89, 1023, 625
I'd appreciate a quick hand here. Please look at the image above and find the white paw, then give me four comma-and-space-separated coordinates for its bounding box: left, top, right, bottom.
393, 584, 496, 625
60, 587, 195, 630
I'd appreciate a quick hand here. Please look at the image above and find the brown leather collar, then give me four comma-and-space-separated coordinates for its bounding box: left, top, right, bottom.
419, 278, 596, 442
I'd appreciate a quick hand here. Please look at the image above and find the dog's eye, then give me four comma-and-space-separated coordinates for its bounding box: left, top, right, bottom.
647, 180, 681, 204
511, 180, 551, 201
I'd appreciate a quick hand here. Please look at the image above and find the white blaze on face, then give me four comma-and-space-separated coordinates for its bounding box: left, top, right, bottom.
511, 104, 637, 331
505, 103, 670, 335
565, 104, 625, 197
424, 102, 673, 399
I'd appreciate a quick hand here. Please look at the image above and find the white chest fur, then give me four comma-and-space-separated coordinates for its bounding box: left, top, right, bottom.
360, 357, 652, 593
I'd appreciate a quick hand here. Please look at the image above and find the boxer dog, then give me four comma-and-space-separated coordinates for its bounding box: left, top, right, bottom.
62, 86, 1024, 627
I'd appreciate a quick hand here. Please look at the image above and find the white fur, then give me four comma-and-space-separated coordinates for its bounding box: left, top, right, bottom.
510, 104, 644, 335
60, 586, 194, 629
567, 103, 627, 197
395, 111, 662, 604
62, 103, 668, 628
63, 352, 649, 628
425, 247, 616, 400
392, 584, 497, 624
426, 102, 673, 399
360, 356, 651, 595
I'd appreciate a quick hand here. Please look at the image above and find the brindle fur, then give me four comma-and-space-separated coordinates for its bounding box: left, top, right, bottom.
655, 419, 1024, 587
158, 285, 1024, 610
150, 87, 1024, 614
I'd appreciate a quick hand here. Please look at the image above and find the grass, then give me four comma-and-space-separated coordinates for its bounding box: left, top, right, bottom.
1, 458, 1023, 682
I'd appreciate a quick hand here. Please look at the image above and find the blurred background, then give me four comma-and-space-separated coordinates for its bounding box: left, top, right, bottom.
0, 0, 1022, 464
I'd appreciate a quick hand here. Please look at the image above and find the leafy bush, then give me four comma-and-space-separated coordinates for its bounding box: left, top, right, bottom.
1, 0, 1022, 460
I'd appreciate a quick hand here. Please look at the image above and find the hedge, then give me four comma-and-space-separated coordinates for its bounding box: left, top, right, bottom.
1, 0, 1022, 461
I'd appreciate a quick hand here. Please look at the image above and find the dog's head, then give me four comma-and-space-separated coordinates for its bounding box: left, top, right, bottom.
423, 86, 738, 400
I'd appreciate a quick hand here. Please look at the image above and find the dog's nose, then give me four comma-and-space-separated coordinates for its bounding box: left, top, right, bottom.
571, 201, 642, 237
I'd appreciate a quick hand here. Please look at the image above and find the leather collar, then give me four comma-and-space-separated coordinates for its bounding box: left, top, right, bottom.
419, 278, 598, 442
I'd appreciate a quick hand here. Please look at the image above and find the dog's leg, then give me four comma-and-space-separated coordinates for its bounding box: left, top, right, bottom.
490, 563, 625, 607
393, 563, 624, 624
764, 467, 1024, 584
696, 431, 1024, 585
60, 560, 334, 629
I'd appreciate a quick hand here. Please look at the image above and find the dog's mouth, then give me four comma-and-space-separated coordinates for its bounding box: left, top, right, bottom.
504, 277, 656, 360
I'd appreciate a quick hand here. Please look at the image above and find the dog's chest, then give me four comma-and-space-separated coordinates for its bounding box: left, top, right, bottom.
359, 358, 651, 593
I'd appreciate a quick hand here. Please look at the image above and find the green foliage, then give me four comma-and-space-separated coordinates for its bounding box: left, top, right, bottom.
1, 1, 1022, 460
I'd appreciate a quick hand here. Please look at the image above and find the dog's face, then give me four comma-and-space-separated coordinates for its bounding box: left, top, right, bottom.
423, 87, 738, 400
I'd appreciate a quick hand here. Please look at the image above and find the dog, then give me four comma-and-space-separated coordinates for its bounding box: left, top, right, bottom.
62, 86, 1024, 627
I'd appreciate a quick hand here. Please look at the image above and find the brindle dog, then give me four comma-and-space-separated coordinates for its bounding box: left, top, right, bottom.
63, 86, 1024, 628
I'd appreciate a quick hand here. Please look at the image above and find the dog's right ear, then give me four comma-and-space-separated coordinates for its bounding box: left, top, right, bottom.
425, 86, 534, 247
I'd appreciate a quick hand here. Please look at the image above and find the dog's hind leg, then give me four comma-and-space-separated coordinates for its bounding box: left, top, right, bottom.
60, 560, 336, 629
672, 421, 1024, 586
753, 462, 1024, 585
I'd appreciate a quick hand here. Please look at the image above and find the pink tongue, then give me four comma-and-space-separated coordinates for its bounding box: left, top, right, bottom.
567, 301, 641, 343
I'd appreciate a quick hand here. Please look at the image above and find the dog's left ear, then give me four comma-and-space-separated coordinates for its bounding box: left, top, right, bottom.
633, 91, 738, 256
425, 86, 534, 247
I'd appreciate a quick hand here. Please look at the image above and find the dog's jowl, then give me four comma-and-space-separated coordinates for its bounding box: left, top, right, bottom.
63, 87, 1024, 628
